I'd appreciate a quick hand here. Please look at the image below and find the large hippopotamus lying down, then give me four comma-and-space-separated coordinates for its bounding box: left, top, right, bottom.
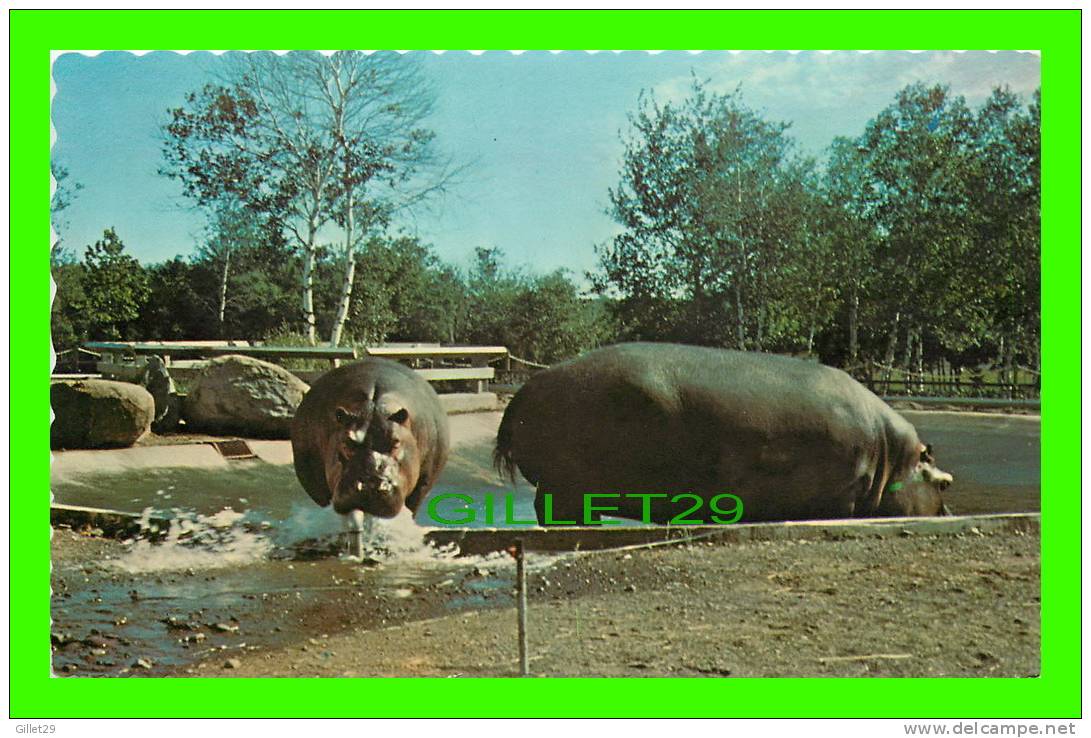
494, 343, 953, 525
292, 358, 450, 519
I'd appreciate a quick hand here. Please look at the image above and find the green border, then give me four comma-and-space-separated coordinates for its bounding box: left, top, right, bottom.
13, 9, 1080, 718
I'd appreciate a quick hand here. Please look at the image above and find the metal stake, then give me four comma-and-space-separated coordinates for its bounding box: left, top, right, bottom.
516, 538, 529, 676
345, 510, 366, 559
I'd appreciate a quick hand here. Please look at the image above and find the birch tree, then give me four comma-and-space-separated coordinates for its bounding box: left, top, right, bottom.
164, 51, 450, 346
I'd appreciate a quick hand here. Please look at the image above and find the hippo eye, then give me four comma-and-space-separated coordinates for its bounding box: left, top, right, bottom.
334, 407, 350, 425
389, 408, 409, 424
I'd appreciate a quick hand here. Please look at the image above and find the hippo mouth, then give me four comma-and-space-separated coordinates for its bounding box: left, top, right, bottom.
331, 451, 405, 518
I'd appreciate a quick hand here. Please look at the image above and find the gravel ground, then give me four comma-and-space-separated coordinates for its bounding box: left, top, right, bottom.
162, 526, 1040, 678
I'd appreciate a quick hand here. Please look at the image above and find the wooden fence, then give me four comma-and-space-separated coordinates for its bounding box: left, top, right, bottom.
69, 340, 507, 395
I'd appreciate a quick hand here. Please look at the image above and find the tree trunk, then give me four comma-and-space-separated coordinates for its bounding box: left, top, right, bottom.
734, 280, 746, 351
1003, 333, 1015, 399
806, 294, 821, 356
218, 251, 231, 337
915, 327, 924, 394
301, 215, 318, 345
882, 312, 900, 394
848, 291, 859, 369
902, 324, 915, 394
329, 254, 355, 347
329, 184, 355, 348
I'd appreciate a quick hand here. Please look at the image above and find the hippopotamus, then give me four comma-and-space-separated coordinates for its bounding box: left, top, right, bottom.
494, 342, 953, 525
291, 358, 450, 519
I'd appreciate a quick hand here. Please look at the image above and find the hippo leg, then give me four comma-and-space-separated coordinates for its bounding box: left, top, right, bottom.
533, 485, 583, 527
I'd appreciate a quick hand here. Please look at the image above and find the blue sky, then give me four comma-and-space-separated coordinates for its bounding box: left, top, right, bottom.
51, 50, 1040, 278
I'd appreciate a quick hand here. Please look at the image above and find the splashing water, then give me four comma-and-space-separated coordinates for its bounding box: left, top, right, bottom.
111, 507, 276, 574
109, 500, 467, 574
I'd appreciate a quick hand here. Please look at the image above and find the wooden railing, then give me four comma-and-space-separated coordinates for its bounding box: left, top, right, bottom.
76, 340, 507, 394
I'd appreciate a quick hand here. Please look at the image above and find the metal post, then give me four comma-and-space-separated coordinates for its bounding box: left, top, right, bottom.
345, 510, 366, 559
516, 538, 529, 676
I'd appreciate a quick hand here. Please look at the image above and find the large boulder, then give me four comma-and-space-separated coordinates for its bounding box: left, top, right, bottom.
183, 355, 309, 438
51, 379, 155, 449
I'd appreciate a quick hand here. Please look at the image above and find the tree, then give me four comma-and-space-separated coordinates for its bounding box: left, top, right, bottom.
348, 236, 467, 345
141, 258, 207, 340
966, 86, 1041, 378
51, 161, 84, 262
51, 161, 87, 354
80, 228, 150, 340
466, 247, 611, 363
164, 51, 454, 346
595, 78, 818, 350
163, 75, 324, 342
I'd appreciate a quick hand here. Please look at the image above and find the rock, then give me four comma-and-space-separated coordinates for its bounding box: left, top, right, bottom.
183, 355, 309, 438
224, 658, 241, 669
50, 379, 154, 449
133, 658, 154, 669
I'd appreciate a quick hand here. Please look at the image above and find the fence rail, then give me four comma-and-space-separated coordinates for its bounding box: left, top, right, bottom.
74, 340, 508, 395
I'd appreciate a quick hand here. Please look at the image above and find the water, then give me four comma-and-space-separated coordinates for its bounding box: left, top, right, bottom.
49, 441, 544, 676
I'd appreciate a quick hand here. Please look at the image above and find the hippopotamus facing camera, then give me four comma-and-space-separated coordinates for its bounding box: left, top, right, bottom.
291, 358, 450, 520
495, 342, 954, 526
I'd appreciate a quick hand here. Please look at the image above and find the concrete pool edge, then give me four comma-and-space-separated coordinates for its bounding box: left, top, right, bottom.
50, 501, 1038, 556
422, 513, 1040, 555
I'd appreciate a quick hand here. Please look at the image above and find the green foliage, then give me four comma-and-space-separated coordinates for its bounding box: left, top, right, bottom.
466, 247, 612, 364
346, 236, 467, 345
595, 78, 823, 351
823, 83, 1041, 371
79, 228, 151, 340
596, 77, 1040, 373
51, 261, 87, 354
141, 258, 207, 340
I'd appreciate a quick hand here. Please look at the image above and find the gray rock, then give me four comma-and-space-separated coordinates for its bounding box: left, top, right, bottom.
183, 355, 309, 438
50, 379, 154, 449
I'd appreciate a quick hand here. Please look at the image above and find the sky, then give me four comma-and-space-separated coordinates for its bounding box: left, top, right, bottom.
51, 50, 1040, 279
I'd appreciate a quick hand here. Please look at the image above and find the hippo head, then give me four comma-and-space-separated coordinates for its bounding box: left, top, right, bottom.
320, 398, 422, 518
877, 442, 954, 517
916, 443, 953, 492
893, 442, 955, 516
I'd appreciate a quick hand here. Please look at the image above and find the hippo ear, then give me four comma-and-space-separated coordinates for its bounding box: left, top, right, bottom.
291, 398, 333, 507
293, 447, 332, 507
389, 408, 409, 425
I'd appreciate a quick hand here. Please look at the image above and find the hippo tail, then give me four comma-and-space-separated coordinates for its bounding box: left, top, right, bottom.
493, 393, 524, 484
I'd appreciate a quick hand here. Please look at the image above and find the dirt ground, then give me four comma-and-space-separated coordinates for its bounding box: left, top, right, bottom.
51, 525, 1037, 679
